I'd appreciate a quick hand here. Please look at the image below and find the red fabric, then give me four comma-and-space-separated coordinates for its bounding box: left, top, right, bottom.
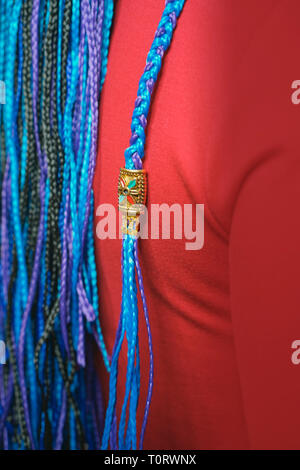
93, 0, 300, 449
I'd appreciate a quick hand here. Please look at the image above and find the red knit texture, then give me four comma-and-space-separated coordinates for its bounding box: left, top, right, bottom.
93, 0, 300, 449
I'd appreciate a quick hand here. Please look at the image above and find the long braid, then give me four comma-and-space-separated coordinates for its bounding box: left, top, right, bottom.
3, 0, 32, 448
40, 2, 58, 428
60, 0, 72, 113
102, 0, 187, 450
0, 0, 115, 449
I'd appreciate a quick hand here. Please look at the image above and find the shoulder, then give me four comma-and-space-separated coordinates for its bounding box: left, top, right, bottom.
204, 0, 300, 234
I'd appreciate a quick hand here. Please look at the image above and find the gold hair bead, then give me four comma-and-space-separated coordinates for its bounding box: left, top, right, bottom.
118, 168, 147, 236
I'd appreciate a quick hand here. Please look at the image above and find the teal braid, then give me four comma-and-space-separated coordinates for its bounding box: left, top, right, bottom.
62, 0, 81, 362
100, 0, 114, 89
102, 0, 186, 450
118, 236, 139, 450
4, 0, 28, 311
125, 0, 185, 170
101, 247, 127, 449
0, 0, 115, 449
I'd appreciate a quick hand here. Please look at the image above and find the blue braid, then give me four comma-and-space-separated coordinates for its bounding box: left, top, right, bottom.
125, 0, 186, 169
100, 0, 114, 89
0, 0, 115, 449
117, 235, 139, 449
103, 0, 186, 450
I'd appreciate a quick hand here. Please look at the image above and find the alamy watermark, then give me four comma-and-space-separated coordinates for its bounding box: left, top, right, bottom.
95, 203, 204, 251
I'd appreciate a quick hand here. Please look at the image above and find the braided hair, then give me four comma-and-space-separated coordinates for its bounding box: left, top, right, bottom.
0, 0, 187, 451
102, 0, 186, 450
0, 0, 114, 449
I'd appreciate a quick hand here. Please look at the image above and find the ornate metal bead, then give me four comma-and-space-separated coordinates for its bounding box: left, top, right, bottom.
118, 168, 147, 216
118, 168, 147, 236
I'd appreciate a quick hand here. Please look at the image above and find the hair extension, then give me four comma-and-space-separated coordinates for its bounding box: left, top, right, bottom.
0, 0, 186, 451
0, 0, 114, 449
102, 0, 186, 450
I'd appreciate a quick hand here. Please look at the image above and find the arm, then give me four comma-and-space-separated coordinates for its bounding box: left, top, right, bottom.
230, 151, 300, 449
205, 0, 300, 448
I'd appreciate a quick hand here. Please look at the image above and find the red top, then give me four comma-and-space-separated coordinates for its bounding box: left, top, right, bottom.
93, 0, 300, 449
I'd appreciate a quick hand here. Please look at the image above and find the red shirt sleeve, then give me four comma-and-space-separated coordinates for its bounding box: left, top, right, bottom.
207, 0, 300, 449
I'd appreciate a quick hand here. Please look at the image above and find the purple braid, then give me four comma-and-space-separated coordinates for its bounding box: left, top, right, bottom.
54, 389, 67, 450
134, 240, 153, 449
59, 188, 70, 355
15, 0, 49, 449
81, 0, 104, 244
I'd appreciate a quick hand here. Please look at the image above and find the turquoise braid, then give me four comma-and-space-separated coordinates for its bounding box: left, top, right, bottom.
125, 0, 186, 170
100, 0, 114, 89
0, 0, 115, 449
102, 0, 186, 450
4, 0, 28, 310
118, 235, 139, 450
